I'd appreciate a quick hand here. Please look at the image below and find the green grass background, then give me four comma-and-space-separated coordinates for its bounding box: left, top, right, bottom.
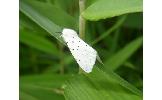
19, 0, 143, 100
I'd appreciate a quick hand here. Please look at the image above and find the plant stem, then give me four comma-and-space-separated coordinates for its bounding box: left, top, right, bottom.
79, 0, 86, 39
79, 0, 86, 74
59, 42, 64, 74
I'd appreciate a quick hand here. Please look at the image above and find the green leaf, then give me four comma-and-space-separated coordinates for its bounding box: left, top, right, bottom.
20, 74, 72, 100
20, 74, 71, 88
100, 67, 142, 96
64, 67, 142, 100
20, 86, 64, 100
20, 30, 59, 56
104, 37, 143, 70
82, 0, 143, 21
20, 12, 48, 36
20, 0, 77, 43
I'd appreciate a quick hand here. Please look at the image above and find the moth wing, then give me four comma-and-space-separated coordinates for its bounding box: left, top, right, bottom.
64, 35, 97, 73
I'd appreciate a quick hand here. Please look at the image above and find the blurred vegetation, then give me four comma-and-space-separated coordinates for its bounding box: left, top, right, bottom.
19, 0, 143, 100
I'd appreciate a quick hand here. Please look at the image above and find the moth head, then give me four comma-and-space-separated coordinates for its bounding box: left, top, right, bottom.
62, 28, 78, 38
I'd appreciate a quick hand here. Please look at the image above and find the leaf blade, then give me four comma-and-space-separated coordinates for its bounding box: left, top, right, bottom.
20, 0, 77, 43
64, 67, 142, 100
83, 0, 143, 21
104, 37, 143, 70
20, 74, 72, 100
20, 30, 59, 56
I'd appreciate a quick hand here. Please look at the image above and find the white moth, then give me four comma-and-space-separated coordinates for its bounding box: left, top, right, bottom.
61, 28, 98, 73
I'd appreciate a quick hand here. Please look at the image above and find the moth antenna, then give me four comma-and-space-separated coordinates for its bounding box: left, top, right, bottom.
55, 32, 62, 33
60, 34, 63, 38
55, 32, 63, 38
